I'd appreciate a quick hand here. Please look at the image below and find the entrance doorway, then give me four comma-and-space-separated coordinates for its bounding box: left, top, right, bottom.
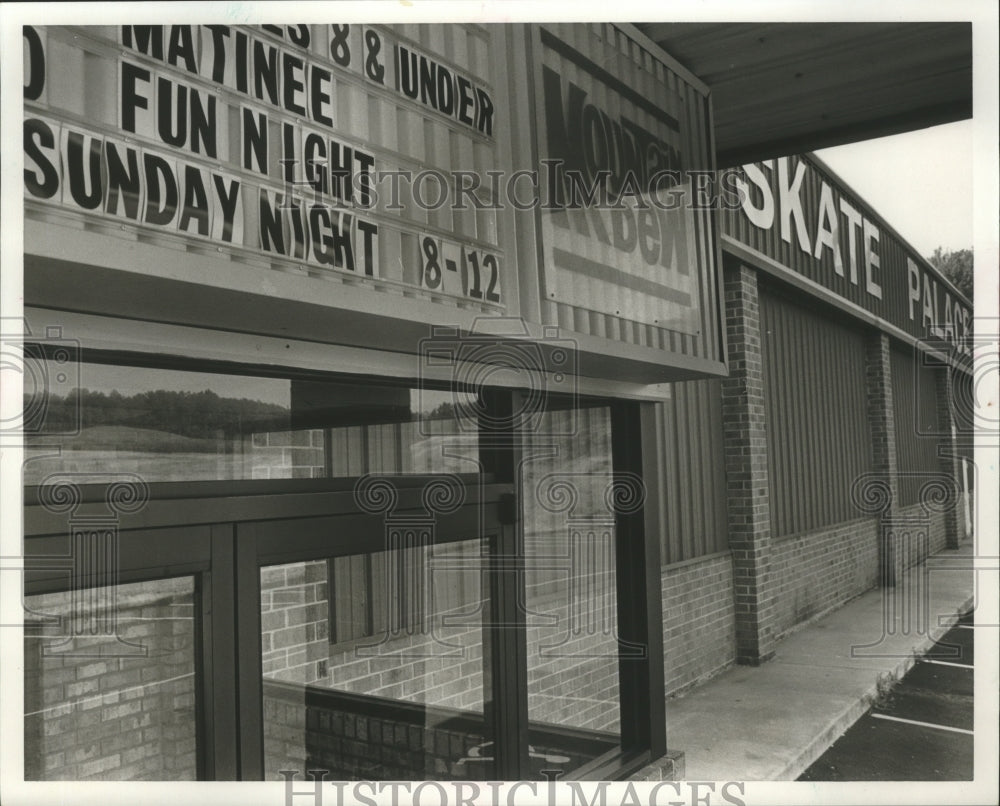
22, 354, 663, 781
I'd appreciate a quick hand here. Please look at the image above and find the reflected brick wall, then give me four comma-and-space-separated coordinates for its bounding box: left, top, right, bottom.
261, 561, 331, 685
260, 555, 624, 776
246, 429, 326, 480
23, 578, 197, 780
262, 679, 612, 780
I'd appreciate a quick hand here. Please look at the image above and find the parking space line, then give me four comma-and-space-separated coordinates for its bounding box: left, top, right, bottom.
871, 713, 974, 735
921, 658, 973, 669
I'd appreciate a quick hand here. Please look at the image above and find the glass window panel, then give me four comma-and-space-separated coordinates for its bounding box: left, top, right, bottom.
260, 537, 491, 780
23, 576, 199, 781
23, 361, 479, 483
520, 405, 622, 775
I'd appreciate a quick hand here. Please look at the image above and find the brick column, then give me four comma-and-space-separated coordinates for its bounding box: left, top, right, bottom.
721, 264, 776, 665
864, 332, 901, 585
934, 364, 964, 548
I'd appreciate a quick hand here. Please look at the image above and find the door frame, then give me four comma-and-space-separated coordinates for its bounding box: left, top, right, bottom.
21, 397, 666, 782
23, 474, 508, 781
231, 476, 514, 780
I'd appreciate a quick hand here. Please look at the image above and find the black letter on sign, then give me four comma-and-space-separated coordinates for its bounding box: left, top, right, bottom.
204, 26, 231, 83
105, 141, 143, 220
309, 205, 334, 266
23, 118, 59, 199
436, 64, 454, 116
282, 52, 306, 116
364, 30, 384, 84
418, 56, 436, 107
476, 88, 493, 137
179, 165, 210, 236
157, 77, 187, 148
189, 89, 217, 158
310, 65, 333, 127
456, 76, 474, 126
330, 212, 354, 270
167, 25, 198, 74
303, 132, 328, 195
357, 219, 377, 277
242, 107, 268, 176
121, 26, 164, 60
289, 25, 311, 48
329, 25, 350, 67
397, 47, 418, 99
120, 62, 151, 133
213, 174, 241, 243
66, 131, 103, 210
143, 153, 179, 225
23, 26, 45, 100
259, 190, 285, 254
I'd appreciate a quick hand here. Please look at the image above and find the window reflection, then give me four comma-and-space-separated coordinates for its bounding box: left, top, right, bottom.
261, 542, 490, 780
24, 362, 479, 484
24, 577, 198, 781
521, 406, 622, 761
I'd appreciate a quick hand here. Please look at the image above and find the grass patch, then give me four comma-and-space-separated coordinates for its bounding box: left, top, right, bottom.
865, 669, 900, 710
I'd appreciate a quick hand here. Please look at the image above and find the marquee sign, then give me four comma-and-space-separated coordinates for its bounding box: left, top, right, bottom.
23, 23, 726, 381
22, 24, 504, 308
533, 24, 708, 336
721, 155, 973, 356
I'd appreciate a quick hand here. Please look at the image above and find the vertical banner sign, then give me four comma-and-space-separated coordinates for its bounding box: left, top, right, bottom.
535, 24, 705, 335
23, 24, 503, 309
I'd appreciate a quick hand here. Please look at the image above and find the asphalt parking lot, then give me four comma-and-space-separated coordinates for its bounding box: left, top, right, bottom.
799, 610, 974, 781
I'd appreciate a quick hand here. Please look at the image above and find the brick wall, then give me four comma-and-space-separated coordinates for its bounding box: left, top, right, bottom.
720, 263, 778, 664
661, 553, 736, 696
894, 503, 947, 567
24, 577, 198, 780
246, 429, 326, 480
927, 507, 947, 556
769, 518, 880, 638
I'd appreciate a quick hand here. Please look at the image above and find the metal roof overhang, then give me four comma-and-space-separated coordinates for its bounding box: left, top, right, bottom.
633, 22, 973, 167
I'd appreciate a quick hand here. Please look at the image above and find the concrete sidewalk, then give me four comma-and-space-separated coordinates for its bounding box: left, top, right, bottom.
666, 542, 977, 781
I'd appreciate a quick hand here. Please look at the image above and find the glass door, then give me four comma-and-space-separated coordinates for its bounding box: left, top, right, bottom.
235, 477, 510, 781
21, 499, 217, 781
21, 353, 665, 782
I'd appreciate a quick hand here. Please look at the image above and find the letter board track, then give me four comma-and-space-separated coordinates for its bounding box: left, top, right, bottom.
22, 25, 505, 310
532, 23, 716, 345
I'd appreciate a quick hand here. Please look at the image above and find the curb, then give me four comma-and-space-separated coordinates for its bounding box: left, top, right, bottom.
775, 593, 975, 780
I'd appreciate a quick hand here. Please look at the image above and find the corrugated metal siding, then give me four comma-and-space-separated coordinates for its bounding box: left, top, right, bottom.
536, 23, 721, 365
760, 286, 872, 537
890, 344, 943, 505
657, 379, 728, 564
